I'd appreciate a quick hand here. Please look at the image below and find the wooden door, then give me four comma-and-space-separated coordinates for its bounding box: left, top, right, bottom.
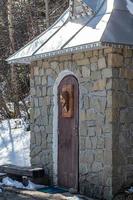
58, 75, 79, 190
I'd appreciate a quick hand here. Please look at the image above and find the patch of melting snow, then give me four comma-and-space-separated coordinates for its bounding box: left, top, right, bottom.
1, 177, 44, 190
67, 197, 80, 200
0, 119, 30, 167
127, 186, 133, 193
127, 0, 133, 15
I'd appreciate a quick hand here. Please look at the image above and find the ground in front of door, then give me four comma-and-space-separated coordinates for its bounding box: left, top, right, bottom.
0, 189, 95, 200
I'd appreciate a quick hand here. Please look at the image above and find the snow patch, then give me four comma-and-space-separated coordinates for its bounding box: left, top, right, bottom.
1, 177, 44, 190
67, 197, 80, 200
0, 188, 2, 193
128, 186, 133, 193
0, 119, 30, 167
127, 0, 133, 15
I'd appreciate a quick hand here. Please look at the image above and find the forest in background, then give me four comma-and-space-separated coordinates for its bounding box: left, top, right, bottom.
0, 0, 68, 120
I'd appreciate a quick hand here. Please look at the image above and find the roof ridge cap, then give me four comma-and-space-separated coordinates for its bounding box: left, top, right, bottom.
69, 0, 94, 19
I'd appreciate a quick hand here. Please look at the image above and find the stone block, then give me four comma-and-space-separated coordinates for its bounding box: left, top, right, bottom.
85, 51, 93, 57
91, 71, 101, 80
86, 109, 96, 121
104, 186, 112, 200
83, 96, 90, 109
48, 76, 54, 86
85, 137, 92, 149
80, 151, 94, 166
39, 97, 44, 107
30, 79, 34, 87
80, 110, 86, 121
82, 66, 90, 77
92, 162, 103, 172
90, 96, 106, 113
36, 86, 42, 96
47, 87, 53, 96
107, 91, 112, 108
97, 137, 104, 149
35, 131, 42, 146
124, 57, 133, 68
59, 54, 72, 61
88, 127, 96, 136
42, 86, 46, 96
42, 61, 49, 68
31, 87, 36, 96
105, 136, 112, 150
108, 53, 123, 67
123, 49, 133, 58
106, 78, 112, 89
34, 98, 39, 107
39, 68, 44, 76
98, 50, 103, 57
95, 150, 104, 162
90, 56, 98, 63
103, 123, 112, 134
102, 68, 113, 78
104, 150, 112, 165
112, 78, 127, 91
77, 58, 90, 66
105, 108, 112, 122
92, 79, 106, 91
46, 68, 52, 75
35, 76, 41, 85
42, 76, 47, 85
34, 67, 39, 76
93, 50, 99, 56
37, 60, 43, 68
50, 61, 58, 69
79, 137, 86, 150
91, 63, 97, 71
91, 137, 97, 149
96, 113, 104, 126
80, 126, 88, 136
87, 120, 96, 127
73, 52, 84, 60
128, 80, 133, 92
104, 48, 113, 54
45, 96, 51, 105
120, 68, 133, 79
98, 57, 106, 69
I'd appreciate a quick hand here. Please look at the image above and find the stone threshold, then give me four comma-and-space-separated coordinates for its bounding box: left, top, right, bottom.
1, 186, 96, 200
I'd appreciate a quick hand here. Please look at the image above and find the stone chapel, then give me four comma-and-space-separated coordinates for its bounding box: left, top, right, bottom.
7, 0, 133, 199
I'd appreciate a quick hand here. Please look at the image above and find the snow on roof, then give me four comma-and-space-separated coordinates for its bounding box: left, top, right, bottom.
7, 0, 133, 64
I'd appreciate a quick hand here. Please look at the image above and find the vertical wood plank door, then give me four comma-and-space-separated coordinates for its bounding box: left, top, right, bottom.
58, 75, 79, 190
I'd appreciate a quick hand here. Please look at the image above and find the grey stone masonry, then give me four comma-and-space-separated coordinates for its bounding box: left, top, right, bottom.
30, 47, 133, 200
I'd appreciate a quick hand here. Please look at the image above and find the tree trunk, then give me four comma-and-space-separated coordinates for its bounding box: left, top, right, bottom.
45, 0, 50, 28
7, 0, 20, 117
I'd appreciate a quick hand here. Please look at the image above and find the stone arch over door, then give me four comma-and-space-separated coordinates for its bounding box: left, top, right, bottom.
53, 70, 79, 188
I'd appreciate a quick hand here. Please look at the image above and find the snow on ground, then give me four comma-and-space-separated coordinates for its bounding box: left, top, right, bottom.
127, 0, 133, 15
0, 119, 30, 167
0, 177, 44, 190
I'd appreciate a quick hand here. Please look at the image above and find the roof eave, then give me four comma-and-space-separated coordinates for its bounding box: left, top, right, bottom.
7, 41, 133, 65
7, 42, 103, 64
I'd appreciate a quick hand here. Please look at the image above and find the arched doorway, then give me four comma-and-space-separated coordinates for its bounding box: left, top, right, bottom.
58, 75, 79, 190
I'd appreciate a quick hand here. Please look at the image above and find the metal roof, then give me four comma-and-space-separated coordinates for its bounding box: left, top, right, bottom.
7, 0, 133, 64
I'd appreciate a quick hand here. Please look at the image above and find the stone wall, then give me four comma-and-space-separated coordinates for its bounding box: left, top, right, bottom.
30, 47, 133, 200
111, 49, 133, 194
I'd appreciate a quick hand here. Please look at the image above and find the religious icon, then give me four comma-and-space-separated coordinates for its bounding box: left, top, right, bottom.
60, 84, 74, 118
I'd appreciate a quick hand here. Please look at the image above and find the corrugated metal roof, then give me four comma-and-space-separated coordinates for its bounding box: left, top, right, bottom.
7, 0, 133, 64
